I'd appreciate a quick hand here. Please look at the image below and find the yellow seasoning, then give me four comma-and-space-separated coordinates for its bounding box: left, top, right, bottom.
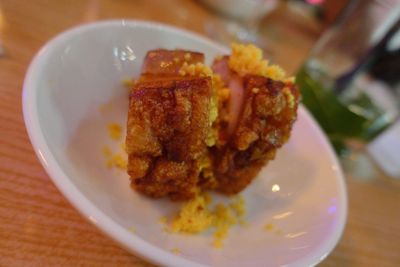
159, 216, 168, 225
122, 78, 135, 88
102, 146, 127, 170
167, 193, 247, 249
112, 154, 127, 169
102, 146, 112, 157
107, 123, 122, 141
171, 248, 181, 255
264, 223, 274, 231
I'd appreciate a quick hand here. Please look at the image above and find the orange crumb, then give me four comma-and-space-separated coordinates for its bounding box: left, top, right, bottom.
264, 223, 274, 231
171, 248, 181, 255
107, 123, 122, 141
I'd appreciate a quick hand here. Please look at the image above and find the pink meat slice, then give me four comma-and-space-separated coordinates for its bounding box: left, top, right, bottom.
211, 56, 231, 84
212, 56, 245, 137
227, 75, 244, 136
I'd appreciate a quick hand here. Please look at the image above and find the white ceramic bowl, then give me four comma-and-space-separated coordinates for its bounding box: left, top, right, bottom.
23, 20, 347, 267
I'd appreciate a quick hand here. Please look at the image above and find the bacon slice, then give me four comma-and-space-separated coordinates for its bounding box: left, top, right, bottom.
212, 56, 245, 143
211, 56, 232, 84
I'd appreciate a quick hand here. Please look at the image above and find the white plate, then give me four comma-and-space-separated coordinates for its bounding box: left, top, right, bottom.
22, 20, 347, 267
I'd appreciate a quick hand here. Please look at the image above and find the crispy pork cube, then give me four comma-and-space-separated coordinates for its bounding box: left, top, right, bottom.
126, 77, 212, 200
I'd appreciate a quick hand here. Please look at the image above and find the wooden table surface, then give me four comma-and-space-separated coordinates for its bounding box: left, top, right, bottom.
0, 0, 399, 266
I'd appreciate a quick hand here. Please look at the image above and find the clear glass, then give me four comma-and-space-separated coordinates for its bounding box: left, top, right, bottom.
200, 0, 277, 48
306, 0, 400, 89
298, 0, 400, 178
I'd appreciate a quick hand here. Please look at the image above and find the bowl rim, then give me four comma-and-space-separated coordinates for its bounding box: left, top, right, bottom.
22, 19, 347, 267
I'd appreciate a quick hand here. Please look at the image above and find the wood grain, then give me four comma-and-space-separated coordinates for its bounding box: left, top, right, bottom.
0, 0, 399, 266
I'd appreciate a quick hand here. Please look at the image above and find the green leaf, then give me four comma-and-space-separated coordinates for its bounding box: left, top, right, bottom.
296, 67, 369, 139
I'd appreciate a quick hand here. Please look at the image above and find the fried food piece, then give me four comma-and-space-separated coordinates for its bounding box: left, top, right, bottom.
126, 77, 213, 200
127, 49, 212, 200
214, 75, 299, 194
126, 45, 300, 200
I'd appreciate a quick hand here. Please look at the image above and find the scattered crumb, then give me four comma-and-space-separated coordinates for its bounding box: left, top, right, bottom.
171, 193, 214, 234
212, 231, 225, 249
171, 248, 181, 255
102, 146, 127, 170
128, 226, 136, 233
212, 203, 236, 248
275, 229, 284, 235
263, 223, 284, 235
165, 193, 247, 248
107, 123, 122, 141
159, 216, 169, 232
122, 78, 135, 88
102, 146, 112, 157
102, 121, 127, 171
264, 223, 274, 231
252, 87, 260, 94
120, 142, 126, 152
159, 216, 168, 225
108, 154, 127, 170
230, 195, 246, 217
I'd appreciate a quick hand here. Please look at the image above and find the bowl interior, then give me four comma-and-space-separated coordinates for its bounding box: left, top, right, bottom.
24, 21, 346, 267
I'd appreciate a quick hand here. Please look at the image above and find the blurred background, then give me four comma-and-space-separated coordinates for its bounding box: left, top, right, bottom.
0, 0, 399, 266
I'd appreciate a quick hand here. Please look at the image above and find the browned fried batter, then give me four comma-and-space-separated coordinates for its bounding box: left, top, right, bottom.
125, 48, 300, 200
126, 77, 212, 200
214, 76, 299, 194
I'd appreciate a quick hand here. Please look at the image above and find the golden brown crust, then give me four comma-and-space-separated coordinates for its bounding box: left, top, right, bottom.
214, 75, 300, 194
126, 49, 300, 200
126, 77, 212, 200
